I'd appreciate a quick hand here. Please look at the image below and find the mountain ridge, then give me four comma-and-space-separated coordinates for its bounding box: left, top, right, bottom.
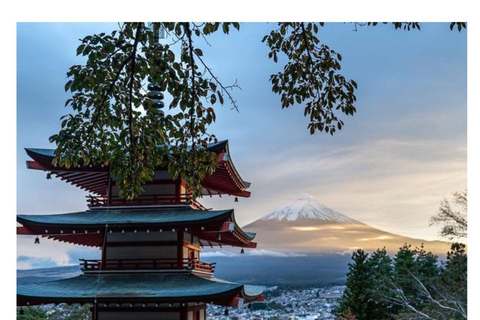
244, 195, 452, 254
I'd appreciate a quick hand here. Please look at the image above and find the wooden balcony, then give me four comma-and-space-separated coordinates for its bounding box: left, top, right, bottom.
79, 258, 216, 274
86, 194, 207, 210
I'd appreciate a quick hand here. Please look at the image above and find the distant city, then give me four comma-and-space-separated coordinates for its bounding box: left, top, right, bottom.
208, 286, 345, 320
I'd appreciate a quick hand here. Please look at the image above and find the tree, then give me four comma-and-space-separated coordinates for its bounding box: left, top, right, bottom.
442, 243, 467, 285
49, 23, 225, 199
386, 245, 466, 320
369, 243, 466, 320
430, 190, 467, 240
48, 304, 91, 320
368, 247, 393, 283
436, 243, 467, 319
50, 22, 466, 199
17, 306, 48, 320
413, 244, 439, 284
337, 249, 376, 320
340, 189, 468, 320
393, 243, 417, 301
366, 247, 396, 319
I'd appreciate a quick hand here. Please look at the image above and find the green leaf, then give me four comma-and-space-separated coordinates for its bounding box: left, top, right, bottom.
76, 44, 85, 56
217, 91, 224, 104
222, 23, 229, 34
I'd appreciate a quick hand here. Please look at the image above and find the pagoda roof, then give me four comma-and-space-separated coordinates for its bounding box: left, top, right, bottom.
25, 140, 251, 198
17, 272, 265, 306
17, 207, 233, 228
17, 207, 257, 248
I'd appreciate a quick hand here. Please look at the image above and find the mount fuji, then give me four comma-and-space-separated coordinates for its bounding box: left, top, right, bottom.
243, 194, 451, 254
259, 193, 361, 224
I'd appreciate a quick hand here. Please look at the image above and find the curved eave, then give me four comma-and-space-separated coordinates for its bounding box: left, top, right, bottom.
17, 208, 234, 247
202, 141, 251, 198
17, 208, 256, 248
25, 151, 108, 196
195, 211, 257, 249
229, 210, 256, 242
17, 273, 265, 307
222, 141, 250, 191
25, 140, 251, 198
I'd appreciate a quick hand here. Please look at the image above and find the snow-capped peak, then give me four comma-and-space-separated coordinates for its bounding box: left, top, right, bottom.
260, 194, 360, 224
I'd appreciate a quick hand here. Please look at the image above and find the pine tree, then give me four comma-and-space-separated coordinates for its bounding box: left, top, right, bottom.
367, 247, 396, 319
442, 242, 467, 284
413, 243, 439, 293
436, 243, 467, 319
393, 243, 417, 302
337, 249, 375, 320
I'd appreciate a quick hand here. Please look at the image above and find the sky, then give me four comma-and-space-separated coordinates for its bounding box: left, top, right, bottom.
15, 22, 467, 269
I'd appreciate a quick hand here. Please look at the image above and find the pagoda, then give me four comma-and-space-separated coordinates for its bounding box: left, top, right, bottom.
17, 140, 264, 319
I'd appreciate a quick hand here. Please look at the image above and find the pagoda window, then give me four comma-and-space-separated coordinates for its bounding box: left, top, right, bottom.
192, 236, 200, 246
104, 231, 180, 262
110, 184, 176, 197
152, 170, 174, 180
105, 245, 178, 260
107, 169, 185, 206
183, 232, 192, 242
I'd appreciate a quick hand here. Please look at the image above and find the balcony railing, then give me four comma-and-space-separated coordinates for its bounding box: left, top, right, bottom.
79, 258, 216, 273
86, 194, 207, 210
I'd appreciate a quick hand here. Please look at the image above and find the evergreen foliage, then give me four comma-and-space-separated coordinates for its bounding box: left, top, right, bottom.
366, 248, 396, 319
393, 243, 417, 301
336, 249, 376, 320
337, 243, 466, 320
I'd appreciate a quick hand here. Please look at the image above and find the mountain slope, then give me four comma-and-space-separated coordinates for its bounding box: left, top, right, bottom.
244, 195, 451, 254
260, 194, 361, 224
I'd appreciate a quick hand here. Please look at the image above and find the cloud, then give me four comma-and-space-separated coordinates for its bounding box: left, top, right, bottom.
17, 235, 82, 268
201, 251, 239, 258
67, 248, 101, 264
202, 249, 307, 258
291, 226, 346, 232
17, 256, 59, 269
358, 235, 393, 242
246, 249, 307, 257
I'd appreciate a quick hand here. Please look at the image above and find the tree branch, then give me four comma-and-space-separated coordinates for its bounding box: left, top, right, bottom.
86, 55, 132, 139
193, 51, 240, 112
128, 23, 143, 163
186, 22, 196, 151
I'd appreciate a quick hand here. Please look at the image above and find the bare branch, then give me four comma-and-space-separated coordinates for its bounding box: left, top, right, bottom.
193, 52, 240, 112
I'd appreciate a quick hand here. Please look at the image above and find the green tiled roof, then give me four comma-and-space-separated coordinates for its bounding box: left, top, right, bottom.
17, 273, 264, 304
17, 208, 233, 228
